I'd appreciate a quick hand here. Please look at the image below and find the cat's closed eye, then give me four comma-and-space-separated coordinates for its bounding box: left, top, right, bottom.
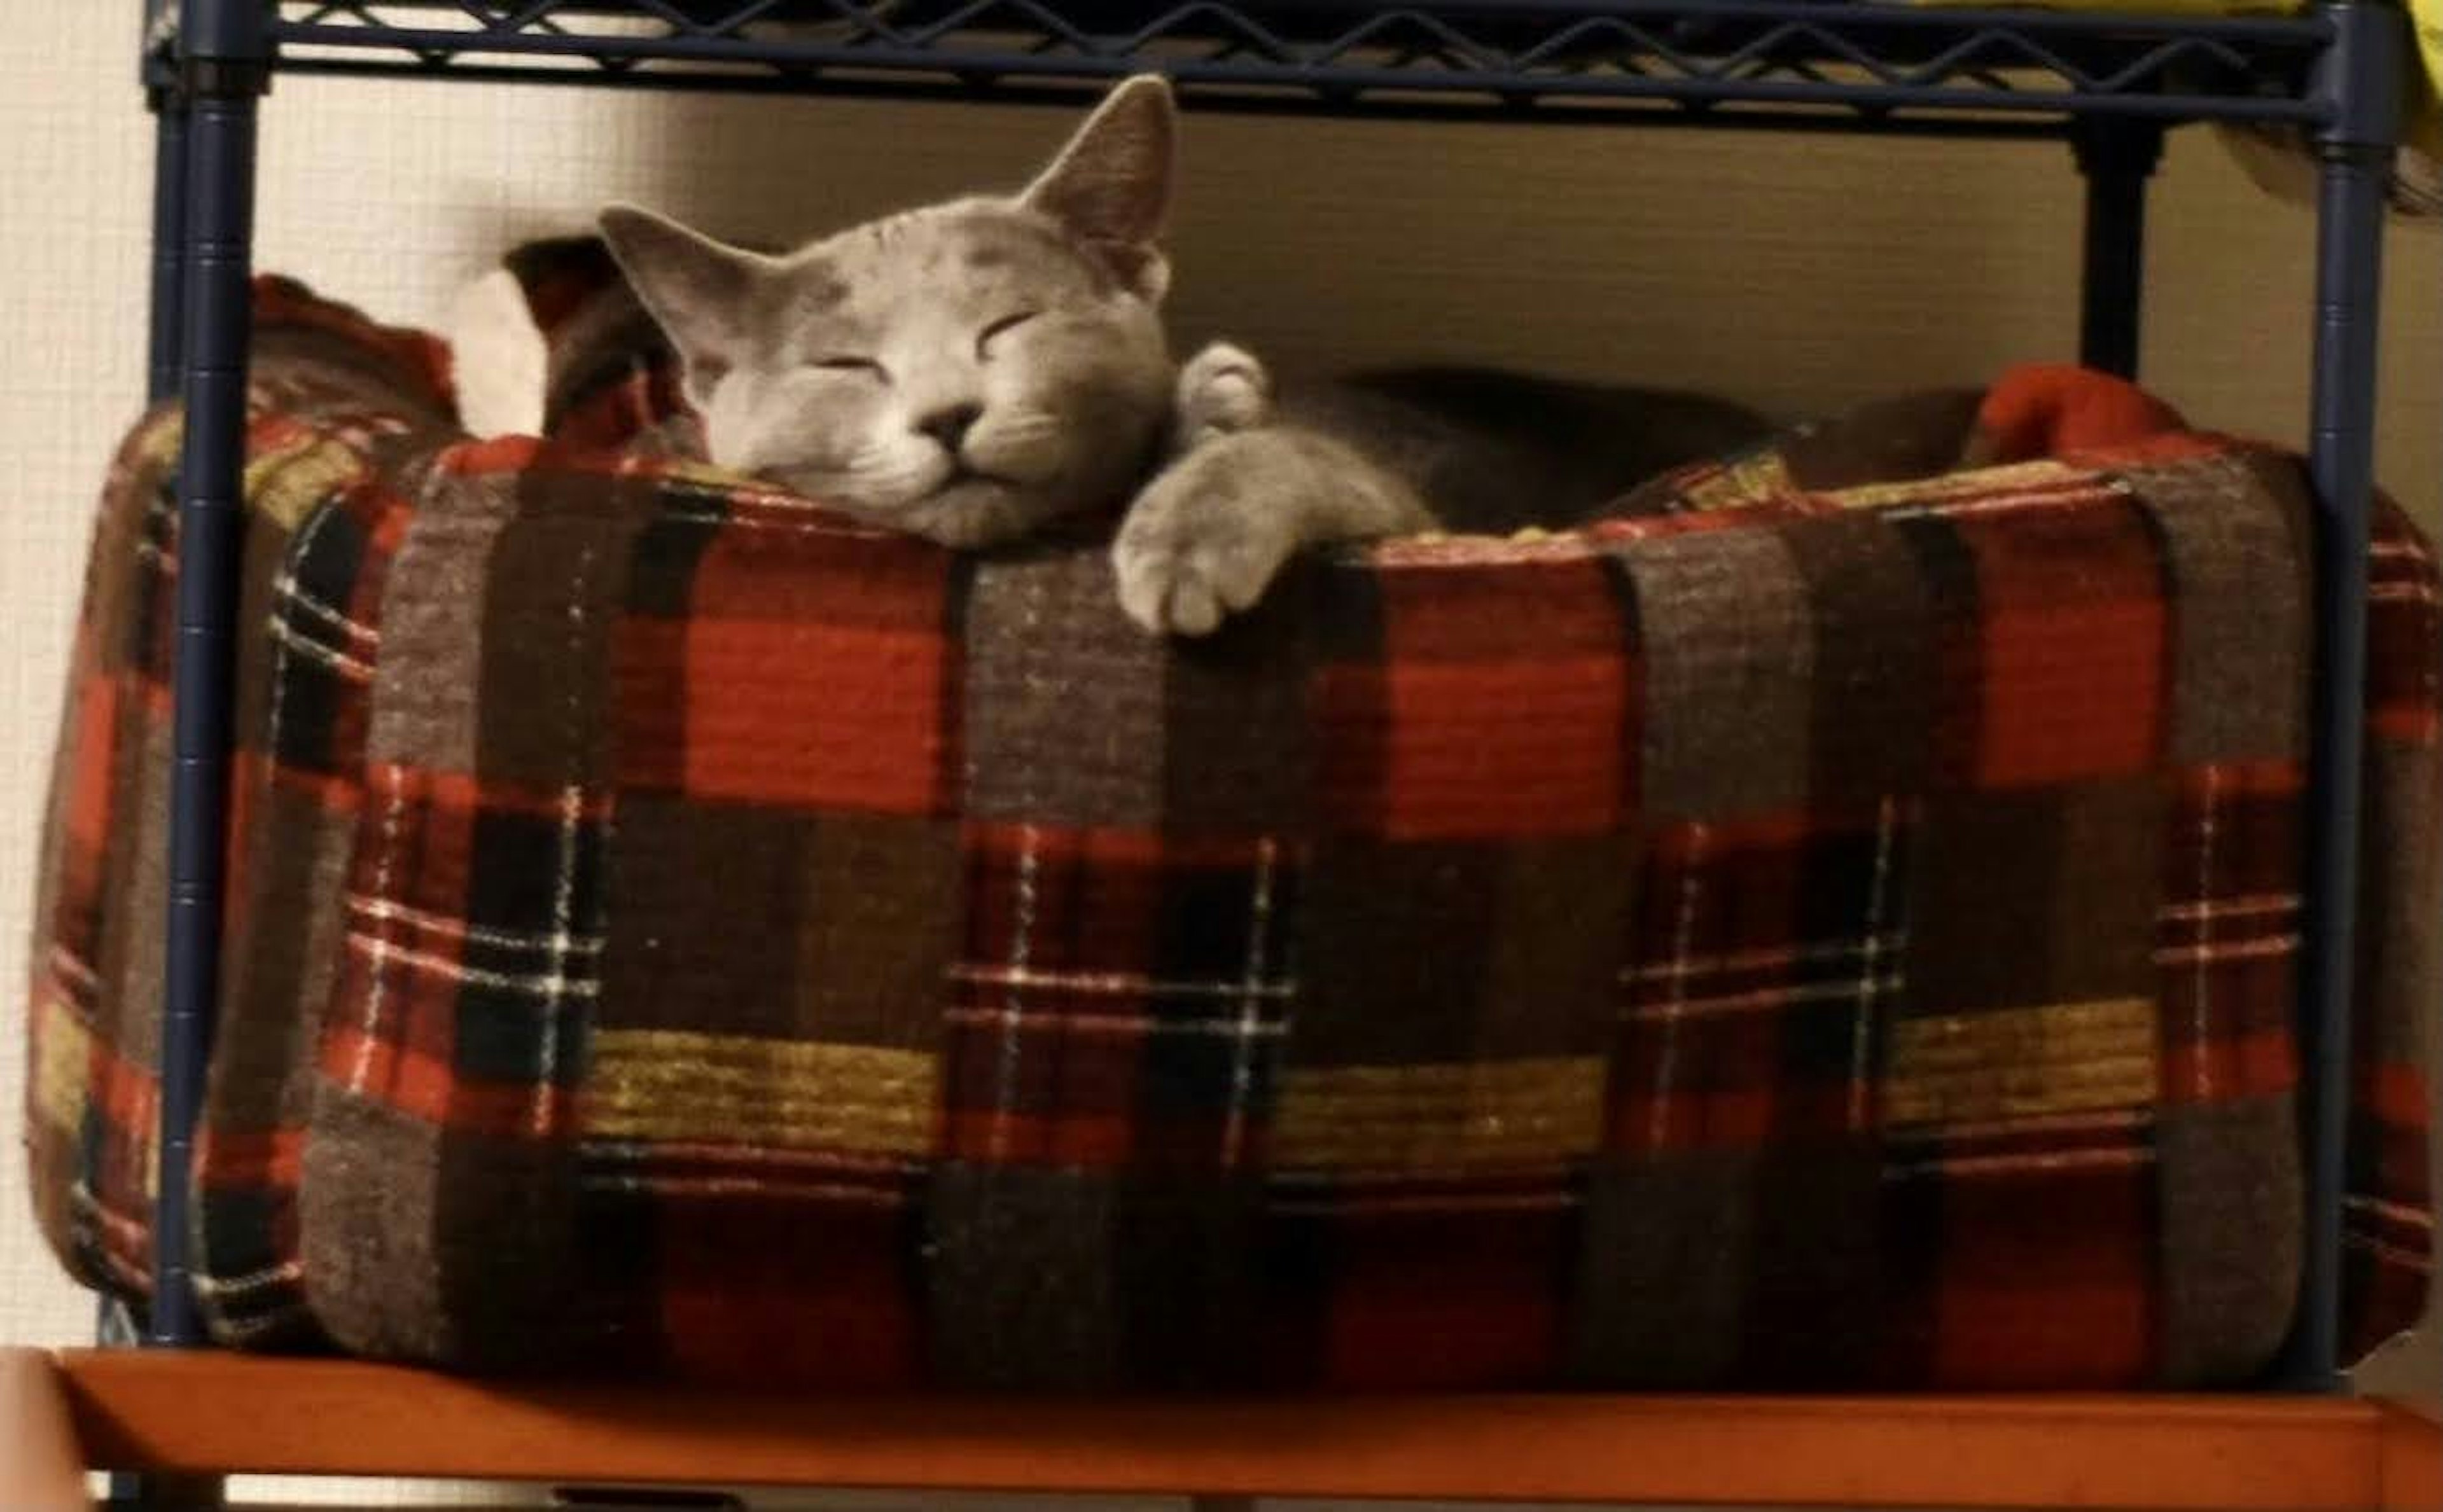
814, 356, 889, 382
977, 310, 1039, 359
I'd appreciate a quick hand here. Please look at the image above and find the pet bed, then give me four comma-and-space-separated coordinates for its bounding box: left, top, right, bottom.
25, 274, 2435, 1390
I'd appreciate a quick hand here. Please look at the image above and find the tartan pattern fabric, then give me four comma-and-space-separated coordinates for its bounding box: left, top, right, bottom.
500, 235, 685, 451
23, 280, 2436, 1387
27, 279, 458, 1342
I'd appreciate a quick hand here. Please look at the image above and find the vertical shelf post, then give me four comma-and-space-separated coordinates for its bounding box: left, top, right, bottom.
151, 0, 267, 1360
143, 2, 187, 406
2073, 119, 2164, 380
111, 0, 183, 1389
2289, 0, 2408, 1391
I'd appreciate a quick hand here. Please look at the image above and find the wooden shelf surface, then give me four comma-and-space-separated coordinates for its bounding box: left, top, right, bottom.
6, 1347, 2435, 1509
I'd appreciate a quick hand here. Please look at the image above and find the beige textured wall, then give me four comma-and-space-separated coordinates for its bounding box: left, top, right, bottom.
3, 4, 2437, 1502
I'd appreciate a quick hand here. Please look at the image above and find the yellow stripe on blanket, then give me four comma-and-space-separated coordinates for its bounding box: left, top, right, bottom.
1884, 997, 2161, 1129
1274, 1058, 1608, 1170
585, 1029, 939, 1156
29, 993, 92, 1146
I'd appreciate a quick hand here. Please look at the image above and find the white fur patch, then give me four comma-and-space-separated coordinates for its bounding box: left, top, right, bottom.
445, 267, 548, 440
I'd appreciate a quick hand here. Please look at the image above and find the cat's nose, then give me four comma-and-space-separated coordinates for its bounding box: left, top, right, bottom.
914, 403, 984, 454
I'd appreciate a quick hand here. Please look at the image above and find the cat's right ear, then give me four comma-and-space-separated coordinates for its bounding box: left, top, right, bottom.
598, 203, 765, 397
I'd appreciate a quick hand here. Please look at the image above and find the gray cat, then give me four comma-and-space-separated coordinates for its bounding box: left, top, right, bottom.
598, 76, 1769, 635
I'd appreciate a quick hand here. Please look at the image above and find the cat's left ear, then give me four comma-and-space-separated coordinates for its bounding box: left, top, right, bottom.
598, 203, 772, 405
1023, 74, 1175, 301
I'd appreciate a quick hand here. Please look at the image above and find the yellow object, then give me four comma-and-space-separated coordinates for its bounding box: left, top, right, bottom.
2413, 0, 2443, 155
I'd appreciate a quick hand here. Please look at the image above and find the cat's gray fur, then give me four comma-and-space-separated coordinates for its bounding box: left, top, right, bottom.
599, 76, 1769, 635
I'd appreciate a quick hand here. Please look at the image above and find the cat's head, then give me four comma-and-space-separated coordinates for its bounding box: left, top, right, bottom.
599, 76, 1179, 546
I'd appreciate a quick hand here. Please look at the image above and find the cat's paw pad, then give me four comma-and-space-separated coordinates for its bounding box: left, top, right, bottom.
1174, 342, 1272, 452
1113, 460, 1296, 636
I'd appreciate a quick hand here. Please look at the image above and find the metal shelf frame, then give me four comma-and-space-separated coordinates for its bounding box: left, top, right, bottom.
120, 0, 2419, 1499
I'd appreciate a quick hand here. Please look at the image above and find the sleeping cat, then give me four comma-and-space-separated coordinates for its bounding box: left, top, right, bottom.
594, 75, 1771, 635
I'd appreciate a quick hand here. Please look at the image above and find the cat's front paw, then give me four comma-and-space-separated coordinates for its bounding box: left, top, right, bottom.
1113, 448, 1299, 636
1173, 342, 1272, 455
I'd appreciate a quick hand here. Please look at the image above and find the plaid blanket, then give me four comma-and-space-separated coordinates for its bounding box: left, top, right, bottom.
24, 279, 2435, 1389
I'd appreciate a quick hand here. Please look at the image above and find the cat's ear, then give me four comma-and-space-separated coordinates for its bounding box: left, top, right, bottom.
1022, 74, 1175, 300
598, 203, 768, 396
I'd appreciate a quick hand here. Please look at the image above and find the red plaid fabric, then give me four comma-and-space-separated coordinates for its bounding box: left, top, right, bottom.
22, 278, 2435, 1389
500, 235, 685, 451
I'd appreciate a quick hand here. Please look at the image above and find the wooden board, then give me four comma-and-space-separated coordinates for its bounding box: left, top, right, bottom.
39, 1348, 2442, 1509
0, 1351, 90, 1512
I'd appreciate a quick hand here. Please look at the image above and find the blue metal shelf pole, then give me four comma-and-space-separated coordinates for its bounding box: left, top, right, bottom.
113, 42, 191, 1512
2288, 0, 2407, 1391
108, 0, 183, 1378
143, 6, 188, 406
2072, 120, 2162, 380
152, 0, 267, 1364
